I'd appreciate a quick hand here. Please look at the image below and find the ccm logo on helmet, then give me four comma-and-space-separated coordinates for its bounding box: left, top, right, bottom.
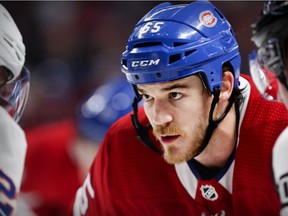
131, 59, 160, 67
199, 10, 217, 27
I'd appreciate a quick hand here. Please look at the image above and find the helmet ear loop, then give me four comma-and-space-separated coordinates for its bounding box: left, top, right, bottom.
194, 86, 234, 157
130, 84, 162, 155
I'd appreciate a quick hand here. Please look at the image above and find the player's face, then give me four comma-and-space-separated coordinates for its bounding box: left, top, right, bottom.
137, 75, 212, 164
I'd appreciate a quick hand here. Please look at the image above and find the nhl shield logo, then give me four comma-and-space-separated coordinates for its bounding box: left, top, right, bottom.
200, 185, 218, 201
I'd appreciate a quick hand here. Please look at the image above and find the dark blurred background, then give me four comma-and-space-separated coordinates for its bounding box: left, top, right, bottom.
2, 1, 264, 129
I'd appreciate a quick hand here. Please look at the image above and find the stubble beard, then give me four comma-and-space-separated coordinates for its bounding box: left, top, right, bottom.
153, 117, 207, 165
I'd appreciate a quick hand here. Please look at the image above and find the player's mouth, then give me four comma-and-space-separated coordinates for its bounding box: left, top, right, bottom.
160, 135, 180, 145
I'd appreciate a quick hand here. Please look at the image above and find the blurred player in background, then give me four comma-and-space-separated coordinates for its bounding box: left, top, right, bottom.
16, 75, 135, 216
0, 4, 30, 215
250, 1, 288, 215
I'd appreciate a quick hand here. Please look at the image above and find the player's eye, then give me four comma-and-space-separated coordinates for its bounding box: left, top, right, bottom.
170, 92, 182, 100
142, 94, 153, 101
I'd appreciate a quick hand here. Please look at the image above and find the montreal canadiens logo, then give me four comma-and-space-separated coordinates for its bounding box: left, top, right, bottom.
199, 10, 217, 27
200, 185, 218, 201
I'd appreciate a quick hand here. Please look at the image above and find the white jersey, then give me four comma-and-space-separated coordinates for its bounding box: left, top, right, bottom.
272, 127, 288, 216
0, 106, 27, 216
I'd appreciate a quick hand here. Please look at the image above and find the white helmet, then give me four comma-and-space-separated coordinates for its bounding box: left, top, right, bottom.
0, 4, 30, 122
0, 3, 25, 82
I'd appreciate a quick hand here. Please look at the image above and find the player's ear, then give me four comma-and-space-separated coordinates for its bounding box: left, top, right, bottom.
220, 71, 234, 101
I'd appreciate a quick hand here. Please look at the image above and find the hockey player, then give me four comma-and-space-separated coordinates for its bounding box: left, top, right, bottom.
17, 76, 135, 216
73, 1, 288, 215
0, 3, 30, 215
250, 1, 288, 215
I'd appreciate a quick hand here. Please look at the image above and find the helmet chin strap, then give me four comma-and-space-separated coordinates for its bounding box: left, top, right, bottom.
131, 84, 162, 155
193, 87, 234, 157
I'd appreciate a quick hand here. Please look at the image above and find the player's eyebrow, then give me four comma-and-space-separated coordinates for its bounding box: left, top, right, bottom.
137, 82, 190, 95
161, 83, 189, 92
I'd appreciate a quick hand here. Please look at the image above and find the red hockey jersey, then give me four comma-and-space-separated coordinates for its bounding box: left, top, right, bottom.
73, 75, 288, 215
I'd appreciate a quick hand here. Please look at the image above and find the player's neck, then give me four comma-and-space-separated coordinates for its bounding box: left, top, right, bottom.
195, 104, 237, 169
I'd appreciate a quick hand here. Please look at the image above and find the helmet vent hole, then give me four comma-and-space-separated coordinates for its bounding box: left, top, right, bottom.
15, 51, 21, 61
169, 54, 181, 64
122, 59, 127, 67
173, 42, 188, 47
133, 42, 162, 48
185, 49, 196, 57
156, 73, 161, 78
135, 75, 139, 80
3, 36, 13, 48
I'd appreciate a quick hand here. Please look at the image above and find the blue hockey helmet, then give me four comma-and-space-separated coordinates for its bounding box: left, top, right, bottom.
77, 76, 138, 144
121, 1, 241, 93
